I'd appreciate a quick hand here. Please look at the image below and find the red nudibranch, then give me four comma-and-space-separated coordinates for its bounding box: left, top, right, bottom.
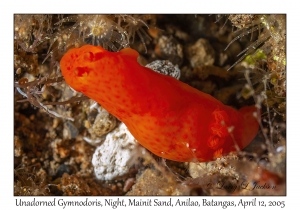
60, 45, 260, 162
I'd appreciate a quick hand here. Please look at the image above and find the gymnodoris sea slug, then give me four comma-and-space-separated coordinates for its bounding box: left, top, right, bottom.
60, 45, 260, 162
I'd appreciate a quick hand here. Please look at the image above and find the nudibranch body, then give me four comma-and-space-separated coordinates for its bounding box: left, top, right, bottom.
60, 45, 259, 162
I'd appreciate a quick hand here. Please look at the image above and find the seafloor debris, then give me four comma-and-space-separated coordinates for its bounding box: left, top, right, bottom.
126, 167, 190, 196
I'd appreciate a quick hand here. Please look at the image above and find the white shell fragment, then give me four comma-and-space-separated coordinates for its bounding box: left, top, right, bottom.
92, 122, 144, 180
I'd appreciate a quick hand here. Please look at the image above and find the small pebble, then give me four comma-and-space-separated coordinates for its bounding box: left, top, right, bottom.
155, 35, 183, 65
186, 38, 215, 68
146, 60, 181, 80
